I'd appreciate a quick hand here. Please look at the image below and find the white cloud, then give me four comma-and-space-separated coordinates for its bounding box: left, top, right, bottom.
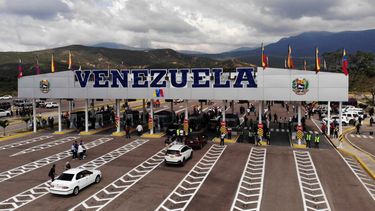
0, 0, 374, 53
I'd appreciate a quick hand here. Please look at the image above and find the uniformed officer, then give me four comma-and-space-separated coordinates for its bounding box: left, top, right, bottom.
314, 134, 320, 148
305, 132, 312, 148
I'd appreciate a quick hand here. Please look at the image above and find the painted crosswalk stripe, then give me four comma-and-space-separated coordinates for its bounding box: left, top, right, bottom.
350, 134, 355, 137
156, 145, 226, 211
69, 145, 164, 211
0, 137, 112, 183
0, 135, 53, 151
356, 135, 361, 138
0, 138, 147, 210
294, 151, 331, 211
276, 129, 279, 132
10, 136, 79, 157
370, 136, 374, 139
230, 147, 266, 211
362, 135, 367, 139
270, 128, 274, 132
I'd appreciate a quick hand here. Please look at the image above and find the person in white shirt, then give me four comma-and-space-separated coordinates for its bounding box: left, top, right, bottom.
78, 144, 84, 160
136, 124, 143, 136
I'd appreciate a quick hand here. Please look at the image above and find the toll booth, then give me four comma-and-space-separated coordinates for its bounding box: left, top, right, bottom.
123, 109, 140, 127
220, 113, 241, 133
154, 110, 175, 132
189, 114, 206, 131
95, 110, 113, 128
71, 111, 86, 130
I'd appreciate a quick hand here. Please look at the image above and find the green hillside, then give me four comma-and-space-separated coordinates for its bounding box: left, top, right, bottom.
0, 45, 251, 95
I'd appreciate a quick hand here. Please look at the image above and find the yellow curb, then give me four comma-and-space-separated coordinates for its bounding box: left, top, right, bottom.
259, 141, 269, 146
292, 143, 307, 149
53, 129, 76, 135
141, 133, 166, 138
339, 148, 375, 180
79, 126, 112, 135
212, 136, 238, 144
0, 131, 34, 142
112, 132, 125, 137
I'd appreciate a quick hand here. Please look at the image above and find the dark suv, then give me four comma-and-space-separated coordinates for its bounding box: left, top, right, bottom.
184, 132, 208, 149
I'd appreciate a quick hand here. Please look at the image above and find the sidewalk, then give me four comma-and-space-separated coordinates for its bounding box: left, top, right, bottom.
330, 127, 375, 180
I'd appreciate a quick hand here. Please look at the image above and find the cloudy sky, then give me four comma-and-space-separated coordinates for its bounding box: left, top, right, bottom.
0, 0, 374, 53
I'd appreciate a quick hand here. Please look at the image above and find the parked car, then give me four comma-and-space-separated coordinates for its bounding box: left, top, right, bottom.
49, 168, 102, 196
184, 132, 208, 149
45, 102, 58, 108
322, 115, 349, 126
164, 144, 193, 166
174, 99, 184, 104
0, 95, 12, 100
0, 109, 11, 117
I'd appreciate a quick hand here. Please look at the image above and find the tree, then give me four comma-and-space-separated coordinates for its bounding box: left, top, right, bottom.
0, 120, 10, 136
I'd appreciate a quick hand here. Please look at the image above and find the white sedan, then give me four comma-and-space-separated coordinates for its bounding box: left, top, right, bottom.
0, 109, 11, 117
0, 95, 12, 100
45, 102, 59, 108
49, 168, 102, 196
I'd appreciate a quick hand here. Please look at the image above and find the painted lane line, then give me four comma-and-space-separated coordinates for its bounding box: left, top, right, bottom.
156, 144, 226, 211
0, 138, 147, 211
10, 136, 79, 157
230, 147, 266, 211
69, 147, 165, 211
0, 136, 53, 151
0, 137, 112, 184
293, 151, 331, 211
341, 156, 375, 201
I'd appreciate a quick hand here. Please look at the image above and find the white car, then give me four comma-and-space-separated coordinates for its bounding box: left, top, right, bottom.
45, 102, 58, 108
164, 144, 193, 166
49, 168, 102, 196
322, 115, 349, 126
0, 109, 11, 117
0, 95, 12, 100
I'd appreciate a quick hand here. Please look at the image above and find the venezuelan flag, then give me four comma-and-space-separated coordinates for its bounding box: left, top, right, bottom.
51, 54, 55, 73
315, 47, 320, 73
342, 49, 349, 76
261, 43, 268, 70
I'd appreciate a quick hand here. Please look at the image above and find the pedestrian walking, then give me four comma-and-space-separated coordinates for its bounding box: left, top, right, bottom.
314, 134, 320, 148
48, 164, 56, 182
305, 132, 312, 148
356, 121, 361, 134
266, 131, 271, 145
65, 161, 71, 170
71, 143, 77, 159
125, 125, 131, 138
78, 144, 84, 160
220, 132, 225, 146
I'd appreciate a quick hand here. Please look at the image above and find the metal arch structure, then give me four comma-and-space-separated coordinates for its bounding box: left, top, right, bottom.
18, 67, 348, 102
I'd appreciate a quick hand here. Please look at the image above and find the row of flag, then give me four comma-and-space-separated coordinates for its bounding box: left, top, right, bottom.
261, 44, 349, 76
18, 50, 73, 78
17, 46, 350, 78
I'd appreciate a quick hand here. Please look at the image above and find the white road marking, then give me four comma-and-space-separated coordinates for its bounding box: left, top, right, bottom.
0, 137, 112, 183
0, 135, 53, 151
156, 144, 226, 211
0, 138, 147, 211
370, 136, 374, 139
69, 146, 165, 211
294, 151, 331, 211
10, 136, 79, 157
341, 156, 375, 200
350, 134, 355, 137
270, 128, 274, 132
230, 147, 266, 211
362, 135, 368, 139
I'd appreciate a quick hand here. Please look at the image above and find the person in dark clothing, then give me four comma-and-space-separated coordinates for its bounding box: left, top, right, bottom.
220, 132, 225, 146
65, 161, 71, 170
48, 164, 56, 182
126, 125, 131, 138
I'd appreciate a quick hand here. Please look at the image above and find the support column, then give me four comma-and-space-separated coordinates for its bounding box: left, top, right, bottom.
258, 101, 262, 124
32, 99, 37, 133
149, 100, 154, 134
222, 100, 226, 122
327, 101, 331, 136
68, 101, 72, 116
184, 100, 189, 134
171, 101, 174, 112
142, 99, 146, 123
231, 100, 234, 114
116, 99, 120, 133
58, 99, 62, 132
339, 102, 343, 135
85, 99, 89, 133
297, 104, 301, 126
